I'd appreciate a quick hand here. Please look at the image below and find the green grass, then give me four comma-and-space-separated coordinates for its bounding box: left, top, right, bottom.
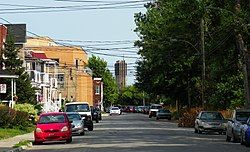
13, 140, 32, 148
0, 126, 34, 140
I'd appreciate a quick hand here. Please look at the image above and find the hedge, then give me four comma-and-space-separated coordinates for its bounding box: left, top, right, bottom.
0, 104, 30, 129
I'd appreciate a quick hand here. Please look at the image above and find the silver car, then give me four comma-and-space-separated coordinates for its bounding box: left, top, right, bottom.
226, 109, 250, 142
66, 112, 85, 135
194, 111, 227, 134
240, 117, 250, 146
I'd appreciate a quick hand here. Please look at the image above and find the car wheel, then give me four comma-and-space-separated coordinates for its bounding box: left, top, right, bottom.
246, 142, 250, 147
88, 124, 94, 131
149, 115, 152, 118
34, 141, 42, 145
66, 137, 72, 143
156, 117, 159, 120
194, 128, 198, 133
226, 135, 231, 142
232, 132, 237, 143
80, 130, 85, 136
96, 119, 99, 123
168, 117, 171, 121
198, 128, 202, 134
240, 135, 245, 145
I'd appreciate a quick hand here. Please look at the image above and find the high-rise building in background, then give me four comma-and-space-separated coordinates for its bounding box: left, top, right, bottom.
115, 60, 127, 90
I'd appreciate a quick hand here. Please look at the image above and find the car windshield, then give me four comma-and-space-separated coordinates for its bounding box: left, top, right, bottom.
67, 114, 81, 121
236, 112, 250, 122
158, 109, 170, 113
200, 112, 223, 120
38, 114, 66, 124
66, 104, 90, 112
112, 107, 119, 110
151, 105, 162, 109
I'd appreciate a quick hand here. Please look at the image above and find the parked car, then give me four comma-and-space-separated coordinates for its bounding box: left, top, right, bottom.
138, 106, 144, 113
110, 107, 121, 115
143, 106, 150, 114
91, 107, 102, 123
194, 111, 227, 134
66, 112, 85, 135
34, 112, 72, 144
65, 102, 94, 131
240, 117, 250, 147
226, 109, 250, 142
149, 104, 162, 118
156, 109, 171, 120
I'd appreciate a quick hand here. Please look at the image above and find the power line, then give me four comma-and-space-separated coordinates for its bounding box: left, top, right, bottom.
0, 1, 146, 11
0, 1, 147, 14
1, 17, 139, 59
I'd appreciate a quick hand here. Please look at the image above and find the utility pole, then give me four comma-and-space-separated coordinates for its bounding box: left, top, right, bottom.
235, 0, 250, 109
201, 18, 205, 108
142, 91, 145, 106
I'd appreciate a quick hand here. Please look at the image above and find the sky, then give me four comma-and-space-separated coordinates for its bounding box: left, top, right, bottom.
0, 0, 148, 85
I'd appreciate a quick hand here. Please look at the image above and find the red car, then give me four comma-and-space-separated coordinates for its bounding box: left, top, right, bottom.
34, 112, 72, 144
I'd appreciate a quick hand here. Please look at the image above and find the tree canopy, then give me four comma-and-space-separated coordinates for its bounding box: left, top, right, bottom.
134, 0, 249, 109
87, 55, 119, 107
0, 35, 36, 104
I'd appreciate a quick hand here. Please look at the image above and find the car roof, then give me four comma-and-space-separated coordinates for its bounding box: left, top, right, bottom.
65, 102, 90, 105
40, 112, 65, 116
66, 112, 80, 115
151, 104, 162, 106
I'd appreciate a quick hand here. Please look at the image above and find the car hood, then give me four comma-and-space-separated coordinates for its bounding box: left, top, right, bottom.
36, 123, 68, 131
200, 120, 226, 123
72, 120, 84, 126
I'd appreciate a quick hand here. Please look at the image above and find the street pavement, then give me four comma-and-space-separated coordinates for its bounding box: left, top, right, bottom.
24, 113, 249, 152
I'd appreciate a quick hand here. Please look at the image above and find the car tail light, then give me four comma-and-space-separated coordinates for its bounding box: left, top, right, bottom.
61, 126, 69, 132
35, 128, 42, 133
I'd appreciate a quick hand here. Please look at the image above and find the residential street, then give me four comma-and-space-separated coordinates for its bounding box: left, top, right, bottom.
26, 113, 249, 152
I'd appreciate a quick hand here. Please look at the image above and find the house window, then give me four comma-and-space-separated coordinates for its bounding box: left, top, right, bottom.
95, 85, 100, 94
75, 59, 79, 70
57, 74, 64, 88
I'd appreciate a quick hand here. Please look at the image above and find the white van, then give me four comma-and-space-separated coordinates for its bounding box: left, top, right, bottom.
65, 102, 93, 131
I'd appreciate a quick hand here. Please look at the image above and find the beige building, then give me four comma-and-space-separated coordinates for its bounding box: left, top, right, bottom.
24, 37, 93, 106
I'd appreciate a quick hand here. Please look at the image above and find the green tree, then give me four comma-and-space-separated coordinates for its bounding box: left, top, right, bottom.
1, 35, 36, 104
118, 85, 144, 106
134, 0, 249, 109
87, 55, 119, 107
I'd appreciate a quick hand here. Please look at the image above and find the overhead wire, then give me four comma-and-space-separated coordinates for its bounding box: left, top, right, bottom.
0, 1, 148, 14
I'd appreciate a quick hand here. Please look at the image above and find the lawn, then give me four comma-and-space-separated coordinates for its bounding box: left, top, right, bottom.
0, 127, 34, 140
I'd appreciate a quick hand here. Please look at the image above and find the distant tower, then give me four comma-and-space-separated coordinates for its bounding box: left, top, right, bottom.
115, 60, 127, 90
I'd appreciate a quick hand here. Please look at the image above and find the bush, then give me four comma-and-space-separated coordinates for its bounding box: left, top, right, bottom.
12, 111, 30, 129
0, 104, 30, 129
14, 103, 37, 117
178, 107, 203, 128
14, 103, 38, 124
0, 105, 16, 128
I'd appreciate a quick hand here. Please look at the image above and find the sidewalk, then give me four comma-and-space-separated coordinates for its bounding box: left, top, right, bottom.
0, 132, 34, 152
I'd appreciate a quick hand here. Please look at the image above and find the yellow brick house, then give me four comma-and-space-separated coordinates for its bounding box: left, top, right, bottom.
24, 37, 93, 106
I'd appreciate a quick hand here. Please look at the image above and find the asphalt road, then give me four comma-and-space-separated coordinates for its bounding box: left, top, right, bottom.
26, 113, 249, 152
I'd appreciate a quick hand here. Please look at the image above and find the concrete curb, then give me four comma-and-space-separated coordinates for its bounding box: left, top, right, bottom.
6, 142, 33, 152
